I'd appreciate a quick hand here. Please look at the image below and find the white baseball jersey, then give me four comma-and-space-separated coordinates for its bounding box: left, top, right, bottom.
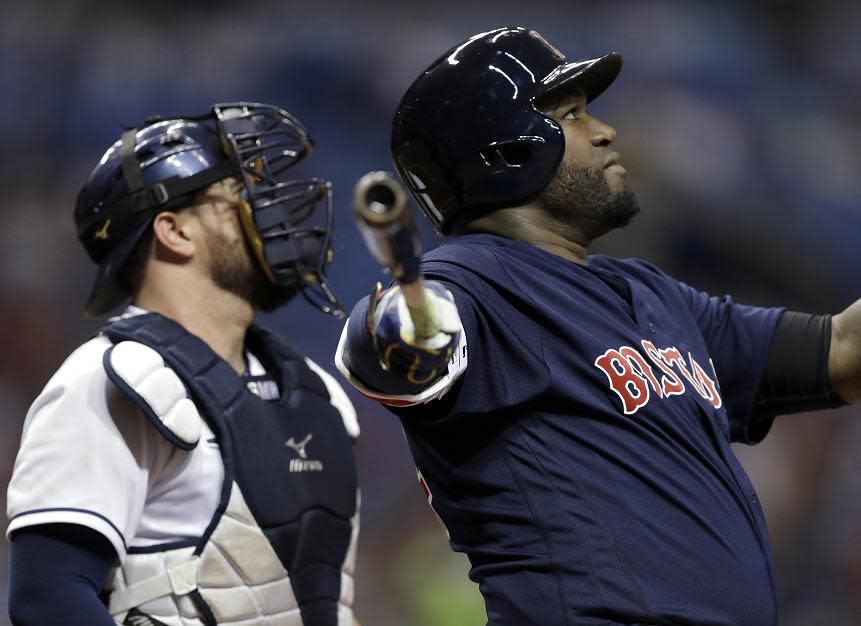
6, 306, 357, 562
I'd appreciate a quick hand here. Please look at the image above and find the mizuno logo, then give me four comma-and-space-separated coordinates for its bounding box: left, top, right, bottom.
289, 458, 324, 472
285, 433, 312, 459
285, 433, 323, 473
94, 218, 111, 241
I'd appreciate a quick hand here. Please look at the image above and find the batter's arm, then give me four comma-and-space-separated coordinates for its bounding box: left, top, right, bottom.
335, 172, 466, 404
336, 282, 466, 403
828, 298, 861, 403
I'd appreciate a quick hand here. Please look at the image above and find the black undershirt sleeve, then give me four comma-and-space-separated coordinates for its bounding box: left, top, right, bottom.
752, 311, 847, 422
8, 524, 117, 625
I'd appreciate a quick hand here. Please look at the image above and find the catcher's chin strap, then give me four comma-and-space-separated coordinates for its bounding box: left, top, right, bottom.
119, 128, 145, 194
753, 311, 847, 418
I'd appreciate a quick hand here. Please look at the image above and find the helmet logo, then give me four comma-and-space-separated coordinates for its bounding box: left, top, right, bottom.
93, 219, 112, 241
528, 30, 565, 61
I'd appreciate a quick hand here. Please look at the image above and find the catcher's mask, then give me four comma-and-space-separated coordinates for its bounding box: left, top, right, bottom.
75, 102, 343, 317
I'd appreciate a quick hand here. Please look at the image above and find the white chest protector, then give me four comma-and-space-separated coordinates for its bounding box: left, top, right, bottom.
101, 313, 359, 626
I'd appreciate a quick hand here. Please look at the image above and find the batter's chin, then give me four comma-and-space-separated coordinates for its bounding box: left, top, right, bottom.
604, 189, 640, 229
604, 167, 627, 193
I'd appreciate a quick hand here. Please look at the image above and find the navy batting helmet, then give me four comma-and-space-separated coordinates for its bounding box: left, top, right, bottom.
75, 103, 342, 317
391, 27, 622, 234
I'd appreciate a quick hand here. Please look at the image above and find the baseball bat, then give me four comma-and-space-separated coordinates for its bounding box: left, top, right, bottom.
352, 171, 440, 339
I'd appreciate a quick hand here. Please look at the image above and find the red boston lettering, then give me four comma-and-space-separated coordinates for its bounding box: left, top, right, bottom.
641, 340, 686, 397
594, 348, 652, 415
596, 342, 723, 413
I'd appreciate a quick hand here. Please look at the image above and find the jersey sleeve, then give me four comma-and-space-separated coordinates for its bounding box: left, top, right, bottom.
6, 339, 179, 559
675, 280, 784, 443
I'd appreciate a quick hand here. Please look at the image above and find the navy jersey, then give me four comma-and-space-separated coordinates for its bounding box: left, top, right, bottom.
391, 233, 783, 626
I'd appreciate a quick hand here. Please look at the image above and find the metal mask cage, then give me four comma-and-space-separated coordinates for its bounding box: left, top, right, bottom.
213, 102, 343, 317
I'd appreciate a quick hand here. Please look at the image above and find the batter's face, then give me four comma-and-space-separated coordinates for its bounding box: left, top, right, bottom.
195, 179, 296, 312
538, 89, 639, 236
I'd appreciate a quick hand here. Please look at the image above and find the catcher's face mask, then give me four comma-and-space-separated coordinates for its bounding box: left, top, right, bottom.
76, 102, 342, 317
214, 103, 343, 317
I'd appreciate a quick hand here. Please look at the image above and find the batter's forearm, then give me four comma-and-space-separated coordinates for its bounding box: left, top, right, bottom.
829, 298, 861, 403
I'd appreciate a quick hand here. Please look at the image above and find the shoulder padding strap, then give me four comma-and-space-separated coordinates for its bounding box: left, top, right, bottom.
305, 357, 360, 440
104, 341, 202, 450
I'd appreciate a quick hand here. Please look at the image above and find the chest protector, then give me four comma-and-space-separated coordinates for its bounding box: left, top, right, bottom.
101, 313, 359, 626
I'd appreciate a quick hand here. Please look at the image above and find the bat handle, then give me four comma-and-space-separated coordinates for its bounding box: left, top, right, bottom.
401, 277, 442, 339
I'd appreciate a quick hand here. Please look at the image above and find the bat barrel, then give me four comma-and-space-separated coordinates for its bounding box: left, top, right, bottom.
353, 171, 410, 226
352, 171, 422, 283
353, 170, 441, 338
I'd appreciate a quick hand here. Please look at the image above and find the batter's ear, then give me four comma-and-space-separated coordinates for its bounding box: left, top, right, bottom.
152, 211, 197, 262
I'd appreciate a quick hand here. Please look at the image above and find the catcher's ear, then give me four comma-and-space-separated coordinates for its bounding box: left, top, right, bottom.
152, 211, 197, 261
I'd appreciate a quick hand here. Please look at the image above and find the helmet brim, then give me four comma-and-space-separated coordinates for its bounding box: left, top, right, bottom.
537, 52, 622, 104
83, 220, 151, 318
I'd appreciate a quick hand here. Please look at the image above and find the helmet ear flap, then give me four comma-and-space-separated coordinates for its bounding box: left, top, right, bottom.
469, 131, 563, 206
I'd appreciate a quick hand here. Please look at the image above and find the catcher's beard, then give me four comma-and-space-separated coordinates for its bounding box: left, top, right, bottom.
203, 223, 297, 313
542, 161, 640, 238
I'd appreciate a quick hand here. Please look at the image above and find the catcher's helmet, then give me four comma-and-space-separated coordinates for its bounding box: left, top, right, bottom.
75, 103, 342, 317
391, 27, 622, 234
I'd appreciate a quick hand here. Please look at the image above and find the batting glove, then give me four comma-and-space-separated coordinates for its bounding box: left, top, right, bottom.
366, 281, 462, 387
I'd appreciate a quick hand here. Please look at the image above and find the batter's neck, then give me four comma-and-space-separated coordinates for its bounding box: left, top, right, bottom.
466, 207, 591, 265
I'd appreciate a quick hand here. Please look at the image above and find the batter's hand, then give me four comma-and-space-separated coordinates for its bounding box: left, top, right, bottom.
366, 281, 462, 386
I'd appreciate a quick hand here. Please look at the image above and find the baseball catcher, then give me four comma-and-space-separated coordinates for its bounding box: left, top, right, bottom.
7, 104, 361, 626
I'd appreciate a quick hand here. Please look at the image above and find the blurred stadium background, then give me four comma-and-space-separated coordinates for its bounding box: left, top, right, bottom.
2, 1, 861, 624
